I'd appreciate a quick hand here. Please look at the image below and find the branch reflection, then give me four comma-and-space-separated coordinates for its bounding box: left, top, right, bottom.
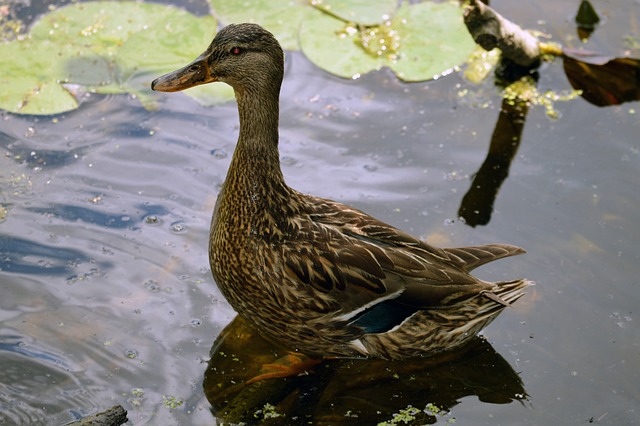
458, 94, 528, 227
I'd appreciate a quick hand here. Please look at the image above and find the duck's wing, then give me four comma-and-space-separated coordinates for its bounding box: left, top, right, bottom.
303, 197, 525, 272
281, 196, 521, 330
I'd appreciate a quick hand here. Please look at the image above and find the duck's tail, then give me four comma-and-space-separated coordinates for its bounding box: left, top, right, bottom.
483, 278, 534, 307
359, 279, 533, 360
429, 278, 533, 349
464, 278, 533, 333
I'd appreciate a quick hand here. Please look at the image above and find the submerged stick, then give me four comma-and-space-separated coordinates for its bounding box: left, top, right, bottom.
63, 405, 128, 426
463, 0, 540, 67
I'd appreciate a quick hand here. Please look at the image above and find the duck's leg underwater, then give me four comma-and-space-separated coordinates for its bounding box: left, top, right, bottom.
245, 352, 322, 384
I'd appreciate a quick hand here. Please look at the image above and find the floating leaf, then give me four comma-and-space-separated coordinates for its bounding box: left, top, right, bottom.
209, 0, 308, 51
300, 13, 382, 79
391, 2, 476, 82
310, 0, 397, 26
300, 1, 475, 81
0, 40, 78, 114
563, 54, 640, 106
1, 0, 478, 114
0, 1, 230, 115
562, 48, 613, 66
112, 9, 232, 107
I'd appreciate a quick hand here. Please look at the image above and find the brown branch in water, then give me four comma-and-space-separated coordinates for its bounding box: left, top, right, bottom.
463, 0, 540, 67
63, 405, 128, 426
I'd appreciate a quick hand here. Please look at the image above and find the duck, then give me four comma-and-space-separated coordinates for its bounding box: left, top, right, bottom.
151, 23, 532, 361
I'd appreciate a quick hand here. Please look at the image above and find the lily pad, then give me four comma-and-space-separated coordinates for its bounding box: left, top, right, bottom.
310, 0, 397, 26
210, 0, 309, 51
391, 2, 476, 82
1, 0, 477, 114
300, 1, 475, 82
0, 40, 78, 114
111, 9, 232, 107
300, 12, 382, 79
0, 1, 230, 115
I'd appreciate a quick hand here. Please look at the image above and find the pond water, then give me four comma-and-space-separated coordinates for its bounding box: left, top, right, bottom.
1, 0, 639, 425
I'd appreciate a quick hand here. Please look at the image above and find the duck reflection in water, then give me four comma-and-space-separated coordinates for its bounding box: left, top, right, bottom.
204, 315, 527, 425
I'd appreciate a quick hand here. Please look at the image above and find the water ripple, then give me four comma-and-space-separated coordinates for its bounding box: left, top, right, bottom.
0, 235, 94, 275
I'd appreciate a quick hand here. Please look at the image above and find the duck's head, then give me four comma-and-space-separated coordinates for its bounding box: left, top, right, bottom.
151, 23, 284, 94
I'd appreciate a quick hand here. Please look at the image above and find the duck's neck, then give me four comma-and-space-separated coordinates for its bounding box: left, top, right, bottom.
221, 85, 291, 219
235, 88, 281, 174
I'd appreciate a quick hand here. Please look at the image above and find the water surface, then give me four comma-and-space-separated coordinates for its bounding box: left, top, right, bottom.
1, 1, 639, 424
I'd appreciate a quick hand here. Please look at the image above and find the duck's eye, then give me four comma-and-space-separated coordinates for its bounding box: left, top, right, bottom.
230, 46, 242, 55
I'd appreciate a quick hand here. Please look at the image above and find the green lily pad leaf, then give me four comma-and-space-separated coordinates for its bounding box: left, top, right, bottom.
113, 10, 232, 107
180, 84, 236, 107
300, 0, 475, 82
311, 0, 397, 26
0, 1, 231, 115
300, 12, 382, 79
390, 2, 476, 82
0, 40, 78, 114
34, 1, 226, 106
17, 81, 79, 115
209, 0, 308, 51
30, 3, 155, 59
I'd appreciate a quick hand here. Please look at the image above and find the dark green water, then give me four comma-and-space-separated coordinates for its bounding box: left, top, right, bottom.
1, 1, 638, 424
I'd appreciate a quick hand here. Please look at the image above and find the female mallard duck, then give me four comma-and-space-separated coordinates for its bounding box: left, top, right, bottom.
152, 23, 531, 361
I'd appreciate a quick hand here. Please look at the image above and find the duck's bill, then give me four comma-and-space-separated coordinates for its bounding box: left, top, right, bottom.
151, 57, 217, 92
